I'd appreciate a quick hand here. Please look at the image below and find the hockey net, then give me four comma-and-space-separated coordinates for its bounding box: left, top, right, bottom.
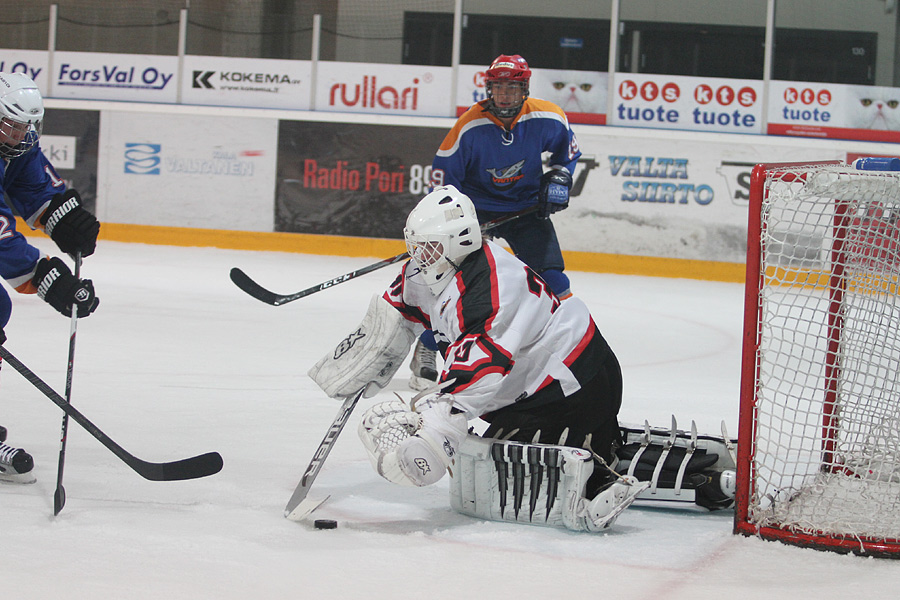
734, 160, 900, 558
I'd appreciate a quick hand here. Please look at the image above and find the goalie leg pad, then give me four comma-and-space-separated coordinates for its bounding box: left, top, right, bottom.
309, 295, 416, 398
449, 436, 643, 532
616, 417, 738, 510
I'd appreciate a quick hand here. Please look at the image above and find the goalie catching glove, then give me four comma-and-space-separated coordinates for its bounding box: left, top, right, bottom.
33, 257, 99, 317
40, 189, 101, 258
358, 393, 467, 487
537, 168, 572, 219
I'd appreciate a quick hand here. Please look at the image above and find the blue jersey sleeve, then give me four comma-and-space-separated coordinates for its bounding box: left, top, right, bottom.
0, 144, 65, 290
3, 143, 66, 226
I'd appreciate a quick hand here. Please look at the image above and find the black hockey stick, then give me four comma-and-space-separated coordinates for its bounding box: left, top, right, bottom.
284, 386, 365, 521
54, 251, 82, 516
231, 205, 538, 307
0, 346, 223, 482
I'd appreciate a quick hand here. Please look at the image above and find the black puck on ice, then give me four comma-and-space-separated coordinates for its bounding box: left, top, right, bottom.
314, 519, 338, 530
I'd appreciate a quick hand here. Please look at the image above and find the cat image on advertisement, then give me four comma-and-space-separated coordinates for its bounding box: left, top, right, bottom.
848, 88, 900, 130
531, 70, 605, 114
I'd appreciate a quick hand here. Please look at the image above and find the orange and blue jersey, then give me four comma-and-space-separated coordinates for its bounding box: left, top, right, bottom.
431, 97, 581, 213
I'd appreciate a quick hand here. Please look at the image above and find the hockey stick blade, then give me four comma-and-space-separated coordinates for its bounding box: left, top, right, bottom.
0, 346, 224, 482
232, 206, 537, 307
284, 387, 365, 520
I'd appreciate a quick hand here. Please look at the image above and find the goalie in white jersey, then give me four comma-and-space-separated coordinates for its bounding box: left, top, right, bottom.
310, 185, 650, 531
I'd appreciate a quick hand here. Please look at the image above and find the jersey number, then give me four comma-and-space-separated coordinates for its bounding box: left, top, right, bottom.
0, 216, 12, 241
525, 267, 560, 313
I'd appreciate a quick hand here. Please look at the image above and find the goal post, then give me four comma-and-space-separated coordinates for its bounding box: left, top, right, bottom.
735, 159, 900, 558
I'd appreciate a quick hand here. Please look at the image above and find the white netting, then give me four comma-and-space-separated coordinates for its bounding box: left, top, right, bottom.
748, 163, 900, 546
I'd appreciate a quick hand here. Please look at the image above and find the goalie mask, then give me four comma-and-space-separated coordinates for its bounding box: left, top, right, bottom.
404, 185, 482, 294
484, 54, 531, 119
0, 72, 44, 159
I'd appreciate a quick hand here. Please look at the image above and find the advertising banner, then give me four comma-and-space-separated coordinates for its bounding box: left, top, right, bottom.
275, 120, 446, 238
552, 126, 896, 263
608, 73, 763, 135
767, 81, 900, 143
0, 50, 48, 90
313, 62, 452, 117
42, 108, 100, 213
100, 111, 277, 231
181, 55, 312, 110
455, 64, 607, 125
51, 51, 178, 103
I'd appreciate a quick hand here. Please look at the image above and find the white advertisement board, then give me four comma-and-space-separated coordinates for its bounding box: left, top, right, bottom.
313, 62, 452, 116
553, 125, 898, 262
0, 50, 49, 90
608, 73, 763, 135
767, 80, 900, 143
180, 55, 312, 110
99, 110, 277, 231
52, 52, 178, 103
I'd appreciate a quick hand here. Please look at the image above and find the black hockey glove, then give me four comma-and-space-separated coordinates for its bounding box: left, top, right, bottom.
40, 190, 100, 258
537, 169, 573, 219
0, 324, 5, 345
32, 257, 99, 318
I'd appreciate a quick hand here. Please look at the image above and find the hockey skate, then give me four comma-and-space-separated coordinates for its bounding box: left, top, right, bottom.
582, 475, 648, 531
0, 442, 35, 484
409, 339, 439, 391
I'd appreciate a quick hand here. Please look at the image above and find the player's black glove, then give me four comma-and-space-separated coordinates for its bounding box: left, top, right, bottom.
32, 257, 99, 318
537, 169, 573, 220
0, 324, 6, 345
40, 190, 100, 258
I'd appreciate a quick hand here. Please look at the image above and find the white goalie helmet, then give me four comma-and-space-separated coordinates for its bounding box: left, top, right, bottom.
0, 72, 44, 159
404, 185, 483, 293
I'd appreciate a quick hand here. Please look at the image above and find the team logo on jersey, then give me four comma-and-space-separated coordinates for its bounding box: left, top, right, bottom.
485, 159, 525, 191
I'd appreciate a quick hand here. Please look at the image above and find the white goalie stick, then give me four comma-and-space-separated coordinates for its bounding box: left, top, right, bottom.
231, 206, 538, 307
284, 386, 366, 521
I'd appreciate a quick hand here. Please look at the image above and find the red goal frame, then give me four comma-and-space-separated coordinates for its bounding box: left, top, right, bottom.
733, 160, 900, 558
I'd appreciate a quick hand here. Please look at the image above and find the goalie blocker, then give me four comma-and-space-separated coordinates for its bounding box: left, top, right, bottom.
308, 294, 415, 399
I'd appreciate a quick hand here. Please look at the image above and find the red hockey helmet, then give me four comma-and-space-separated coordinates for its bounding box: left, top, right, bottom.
484, 55, 531, 118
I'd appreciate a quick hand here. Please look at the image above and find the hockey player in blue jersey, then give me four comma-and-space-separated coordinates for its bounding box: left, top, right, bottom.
0, 72, 100, 484
409, 54, 581, 390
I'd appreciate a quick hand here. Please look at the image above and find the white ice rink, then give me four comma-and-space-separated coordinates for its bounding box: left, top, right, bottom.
2, 237, 898, 599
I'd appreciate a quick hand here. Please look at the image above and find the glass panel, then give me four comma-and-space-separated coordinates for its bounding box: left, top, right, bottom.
56, 2, 182, 55
0, 3, 50, 50
460, 0, 611, 71
774, 1, 894, 86
186, 1, 324, 60
617, 0, 768, 79
330, 0, 454, 64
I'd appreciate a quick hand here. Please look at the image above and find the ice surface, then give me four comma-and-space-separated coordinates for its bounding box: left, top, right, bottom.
2, 238, 898, 599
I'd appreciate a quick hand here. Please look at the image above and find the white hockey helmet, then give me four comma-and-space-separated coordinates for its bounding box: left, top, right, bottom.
404, 185, 483, 293
0, 72, 44, 159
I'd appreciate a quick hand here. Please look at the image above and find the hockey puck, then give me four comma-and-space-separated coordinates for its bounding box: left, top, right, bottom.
314, 519, 338, 530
